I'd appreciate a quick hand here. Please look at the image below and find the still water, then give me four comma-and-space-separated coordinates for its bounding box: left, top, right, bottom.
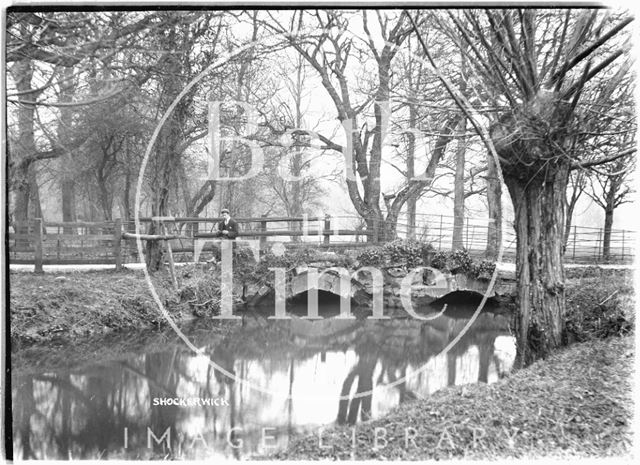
12, 301, 515, 460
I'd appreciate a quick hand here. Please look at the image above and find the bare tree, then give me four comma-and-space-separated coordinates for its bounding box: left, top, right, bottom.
563, 169, 588, 249
411, 8, 635, 365
260, 10, 461, 241
484, 153, 502, 259
587, 153, 635, 260
7, 12, 159, 228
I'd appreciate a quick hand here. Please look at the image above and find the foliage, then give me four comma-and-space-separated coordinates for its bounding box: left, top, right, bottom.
356, 239, 434, 268
235, 246, 356, 286
472, 259, 498, 280
430, 249, 496, 279
356, 243, 497, 279
258, 247, 321, 270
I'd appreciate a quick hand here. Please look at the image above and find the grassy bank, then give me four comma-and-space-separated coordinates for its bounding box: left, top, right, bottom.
9, 264, 633, 350
266, 335, 634, 460
9, 265, 224, 348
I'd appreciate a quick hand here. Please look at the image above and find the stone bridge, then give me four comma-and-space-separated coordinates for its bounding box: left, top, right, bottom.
244, 263, 516, 309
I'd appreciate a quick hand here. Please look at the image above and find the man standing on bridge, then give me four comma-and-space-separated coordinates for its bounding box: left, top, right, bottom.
214, 208, 239, 239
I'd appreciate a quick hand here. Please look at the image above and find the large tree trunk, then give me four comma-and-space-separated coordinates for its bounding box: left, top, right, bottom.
28, 164, 43, 220
489, 89, 574, 368
406, 105, 417, 239
364, 212, 388, 243
13, 162, 31, 244
289, 57, 305, 242
10, 58, 38, 234
602, 192, 615, 261
407, 199, 417, 240
147, 148, 174, 271
145, 22, 193, 271
147, 108, 184, 270
485, 154, 502, 259
97, 175, 112, 221
288, 173, 303, 242
59, 66, 76, 233
505, 165, 569, 367
61, 179, 76, 227
122, 168, 134, 231
145, 220, 164, 271
452, 118, 466, 250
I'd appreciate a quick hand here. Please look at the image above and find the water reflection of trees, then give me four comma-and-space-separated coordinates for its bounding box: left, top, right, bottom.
333, 313, 511, 425
12, 311, 513, 459
337, 334, 378, 424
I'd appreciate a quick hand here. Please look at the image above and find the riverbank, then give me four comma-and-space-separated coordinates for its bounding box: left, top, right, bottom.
9, 265, 634, 349
261, 266, 636, 460
265, 334, 634, 460
8, 265, 225, 348
8, 265, 636, 459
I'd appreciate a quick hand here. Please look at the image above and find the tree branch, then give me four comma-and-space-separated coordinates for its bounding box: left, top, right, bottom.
550, 16, 633, 88
571, 147, 636, 169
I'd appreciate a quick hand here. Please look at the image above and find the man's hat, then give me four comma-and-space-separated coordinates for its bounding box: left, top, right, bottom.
221, 208, 230, 214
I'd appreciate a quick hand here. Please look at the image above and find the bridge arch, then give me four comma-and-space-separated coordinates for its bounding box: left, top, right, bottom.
245, 265, 515, 308
288, 267, 376, 306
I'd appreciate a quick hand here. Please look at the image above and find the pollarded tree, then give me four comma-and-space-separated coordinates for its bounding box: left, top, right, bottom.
412, 8, 635, 366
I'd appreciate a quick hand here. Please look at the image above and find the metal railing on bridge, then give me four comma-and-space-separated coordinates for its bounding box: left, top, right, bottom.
392, 212, 635, 265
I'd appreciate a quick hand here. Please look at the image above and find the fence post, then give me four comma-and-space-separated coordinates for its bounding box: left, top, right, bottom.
622, 230, 626, 261
260, 214, 267, 250
572, 226, 577, 260
34, 218, 43, 274
114, 218, 123, 271
323, 214, 331, 245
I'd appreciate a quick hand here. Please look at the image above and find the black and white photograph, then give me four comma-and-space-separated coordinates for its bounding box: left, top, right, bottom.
2, 2, 637, 461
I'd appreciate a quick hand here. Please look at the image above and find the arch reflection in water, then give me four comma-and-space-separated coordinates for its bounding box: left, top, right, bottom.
12, 304, 515, 460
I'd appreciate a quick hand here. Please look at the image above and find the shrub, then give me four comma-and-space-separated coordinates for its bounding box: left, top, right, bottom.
430, 249, 472, 274
355, 247, 386, 267
430, 249, 496, 280
471, 260, 497, 280
448, 249, 474, 274
356, 239, 434, 268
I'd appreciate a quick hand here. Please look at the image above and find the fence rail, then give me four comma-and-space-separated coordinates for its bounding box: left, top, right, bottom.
7, 215, 636, 271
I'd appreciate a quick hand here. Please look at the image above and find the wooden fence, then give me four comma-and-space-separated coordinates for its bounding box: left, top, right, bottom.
7, 216, 373, 272
7, 215, 636, 272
